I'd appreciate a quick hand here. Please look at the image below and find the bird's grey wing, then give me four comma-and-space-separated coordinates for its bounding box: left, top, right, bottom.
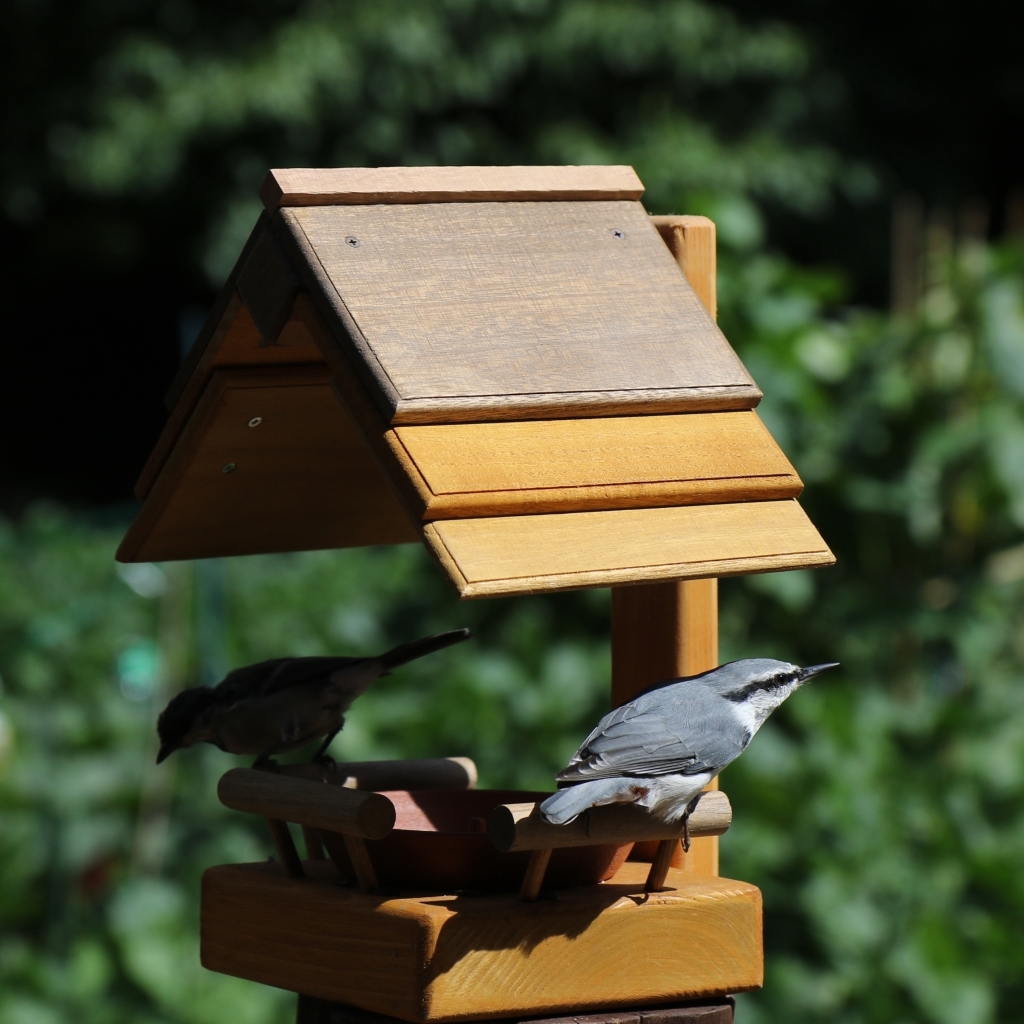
213, 656, 365, 703
556, 693, 742, 781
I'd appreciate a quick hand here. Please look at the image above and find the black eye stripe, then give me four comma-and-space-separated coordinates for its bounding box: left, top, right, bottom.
724, 675, 795, 702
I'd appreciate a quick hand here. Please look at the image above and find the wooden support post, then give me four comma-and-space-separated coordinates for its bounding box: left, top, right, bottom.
520, 848, 553, 901
611, 215, 722, 879
611, 579, 720, 876
266, 818, 305, 878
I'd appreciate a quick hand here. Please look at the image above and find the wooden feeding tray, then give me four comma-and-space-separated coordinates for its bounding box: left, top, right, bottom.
204, 762, 755, 1022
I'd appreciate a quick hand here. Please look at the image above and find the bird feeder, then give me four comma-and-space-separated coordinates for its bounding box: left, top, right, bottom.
118, 165, 834, 1024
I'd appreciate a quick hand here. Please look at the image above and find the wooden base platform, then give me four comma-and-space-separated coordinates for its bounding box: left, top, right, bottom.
201, 861, 761, 1022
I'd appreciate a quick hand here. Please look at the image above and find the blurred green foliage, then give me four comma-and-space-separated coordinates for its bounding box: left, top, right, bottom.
3, 2, 1024, 1024
11, 0, 861, 278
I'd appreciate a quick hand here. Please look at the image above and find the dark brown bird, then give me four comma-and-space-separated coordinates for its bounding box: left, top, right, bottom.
156, 628, 471, 765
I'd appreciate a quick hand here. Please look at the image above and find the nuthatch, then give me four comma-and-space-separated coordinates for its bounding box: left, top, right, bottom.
539, 659, 838, 837
156, 628, 471, 765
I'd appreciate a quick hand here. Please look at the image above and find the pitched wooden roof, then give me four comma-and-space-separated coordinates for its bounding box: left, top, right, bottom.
118, 166, 833, 596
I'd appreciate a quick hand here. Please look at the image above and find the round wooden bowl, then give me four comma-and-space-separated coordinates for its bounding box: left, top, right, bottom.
364, 789, 632, 892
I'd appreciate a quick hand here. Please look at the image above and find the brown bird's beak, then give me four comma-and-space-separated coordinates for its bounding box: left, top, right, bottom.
156, 743, 176, 764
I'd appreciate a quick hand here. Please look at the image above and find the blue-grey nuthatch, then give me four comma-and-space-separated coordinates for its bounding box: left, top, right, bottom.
540, 659, 838, 832
156, 628, 471, 765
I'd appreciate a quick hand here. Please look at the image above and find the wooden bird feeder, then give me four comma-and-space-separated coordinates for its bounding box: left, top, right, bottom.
119, 165, 834, 1024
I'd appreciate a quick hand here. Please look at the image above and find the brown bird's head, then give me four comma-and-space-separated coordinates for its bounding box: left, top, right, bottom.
156, 686, 219, 763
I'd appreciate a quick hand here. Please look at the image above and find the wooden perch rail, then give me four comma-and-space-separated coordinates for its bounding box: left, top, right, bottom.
218, 768, 397, 838
274, 756, 477, 791
490, 790, 732, 899
489, 790, 732, 851
217, 760, 477, 892
218, 767, 399, 891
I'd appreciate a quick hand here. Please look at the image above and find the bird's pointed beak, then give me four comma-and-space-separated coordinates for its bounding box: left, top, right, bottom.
798, 662, 840, 683
156, 743, 175, 764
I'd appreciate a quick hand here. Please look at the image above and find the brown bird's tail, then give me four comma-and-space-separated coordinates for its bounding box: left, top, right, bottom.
378, 628, 472, 671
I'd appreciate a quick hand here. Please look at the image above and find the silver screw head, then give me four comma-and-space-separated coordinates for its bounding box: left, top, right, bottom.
345, 236, 360, 247
610, 229, 625, 239
248, 416, 262, 428
222, 463, 236, 474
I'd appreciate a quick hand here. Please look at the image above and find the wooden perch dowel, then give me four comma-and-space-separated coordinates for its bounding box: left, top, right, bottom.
267, 818, 304, 878
645, 838, 681, 893
276, 756, 477, 791
489, 790, 731, 852
218, 768, 396, 839
519, 848, 553, 902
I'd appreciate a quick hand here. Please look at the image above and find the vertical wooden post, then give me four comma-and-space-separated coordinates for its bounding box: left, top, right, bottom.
612, 215, 721, 877
611, 580, 719, 876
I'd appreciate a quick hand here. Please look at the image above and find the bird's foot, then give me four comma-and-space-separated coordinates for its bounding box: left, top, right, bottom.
682, 814, 691, 853
252, 755, 280, 771
310, 753, 336, 769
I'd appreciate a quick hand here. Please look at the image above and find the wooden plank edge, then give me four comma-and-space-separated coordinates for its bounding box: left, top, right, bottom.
276, 207, 405, 423
260, 165, 645, 210
390, 385, 763, 425
286, 289, 432, 531
449, 550, 836, 600
417, 476, 805, 520
651, 215, 717, 320
422, 524, 470, 596
383, 429, 434, 518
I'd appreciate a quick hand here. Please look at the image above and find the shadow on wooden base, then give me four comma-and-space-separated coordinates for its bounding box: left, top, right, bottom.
201, 861, 761, 1022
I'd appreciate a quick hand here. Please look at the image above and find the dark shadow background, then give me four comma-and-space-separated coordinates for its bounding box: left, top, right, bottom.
1, 0, 1021, 509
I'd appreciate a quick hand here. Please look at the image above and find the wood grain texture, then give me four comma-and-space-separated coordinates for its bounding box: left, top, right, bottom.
200, 859, 763, 1021
218, 769, 397, 840
260, 165, 645, 210
422, 501, 835, 599
651, 216, 717, 318
277, 757, 478, 792
613, 220, 722, 878
387, 412, 801, 520
343, 834, 380, 891
267, 818, 305, 878
278, 201, 761, 424
237, 225, 302, 343
612, 580, 719, 706
645, 839, 680, 893
613, 579, 720, 878
519, 848, 553, 902
117, 366, 419, 563
489, 791, 731, 852
135, 294, 326, 501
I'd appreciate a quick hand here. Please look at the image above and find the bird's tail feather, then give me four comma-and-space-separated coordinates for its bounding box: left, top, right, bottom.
378, 628, 472, 670
539, 777, 639, 825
